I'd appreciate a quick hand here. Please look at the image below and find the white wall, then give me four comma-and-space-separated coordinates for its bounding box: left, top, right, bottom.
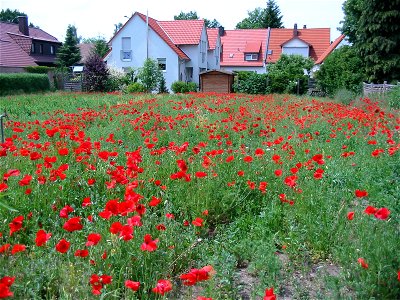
282, 38, 310, 57
108, 15, 179, 91
207, 35, 221, 70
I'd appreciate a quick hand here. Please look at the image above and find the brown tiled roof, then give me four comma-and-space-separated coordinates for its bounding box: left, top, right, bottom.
315, 34, 345, 64
0, 22, 61, 68
78, 43, 95, 63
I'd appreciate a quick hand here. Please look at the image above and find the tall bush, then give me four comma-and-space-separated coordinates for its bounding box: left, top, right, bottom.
83, 54, 110, 92
315, 45, 365, 97
234, 71, 268, 94
137, 58, 163, 93
267, 54, 314, 94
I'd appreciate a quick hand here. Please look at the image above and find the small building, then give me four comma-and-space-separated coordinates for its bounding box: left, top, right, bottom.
199, 69, 235, 93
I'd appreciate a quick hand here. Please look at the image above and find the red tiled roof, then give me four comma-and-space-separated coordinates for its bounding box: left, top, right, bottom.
267, 28, 330, 63
221, 28, 330, 67
280, 36, 311, 46
244, 41, 261, 53
220, 29, 267, 67
0, 22, 60, 68
207, 28, 218, 50
158, 20, 204, 45
136, 13, 190, 60
315, 34, 345, 64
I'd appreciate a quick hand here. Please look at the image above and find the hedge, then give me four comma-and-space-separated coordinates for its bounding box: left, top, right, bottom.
25, 66, 54, 74
0, 73, 50, 96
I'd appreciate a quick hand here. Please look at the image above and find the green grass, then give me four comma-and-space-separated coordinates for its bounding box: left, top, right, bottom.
0, 91, 399, 299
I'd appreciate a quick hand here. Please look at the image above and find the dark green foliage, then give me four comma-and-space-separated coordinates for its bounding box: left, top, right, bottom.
83, 37, 110, 58
113, 22, 123, 35
83, 54, 110, 92
315, 46, 365, 96
236, 0, 284, 29
234, 71, 268, 94
25, 66, 54, 74
0, 73, 49, 95
56, 25, 81, 67
267, 54, 314, 94
126, 82, 146, 93
171, 81, 198, 93
0, 8, 35, 27
340, 0, 400, 82
158, 76, 169, 93
386, 86, 400, 109
137, 58, 163, 93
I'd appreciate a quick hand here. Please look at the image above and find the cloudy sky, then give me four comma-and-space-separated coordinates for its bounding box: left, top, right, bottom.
2, 0, 345, 41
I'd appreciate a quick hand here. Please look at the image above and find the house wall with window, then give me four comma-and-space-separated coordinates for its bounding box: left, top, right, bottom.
281, 38, 310, 57
108, 14, 179, 90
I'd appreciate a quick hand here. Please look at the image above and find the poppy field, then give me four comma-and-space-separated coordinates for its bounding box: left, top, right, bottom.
0, 92, 399, 299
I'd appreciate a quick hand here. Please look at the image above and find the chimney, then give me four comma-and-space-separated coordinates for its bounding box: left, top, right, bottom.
293, 23, 298, 36
18, 16, 29, 36
303, 25, 307, 29
218, 26, 225, 36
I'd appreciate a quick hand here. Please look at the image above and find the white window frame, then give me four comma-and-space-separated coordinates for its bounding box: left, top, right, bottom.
157, 58, 166, 71
245, 53, 259, 61
121, 37, 132, 61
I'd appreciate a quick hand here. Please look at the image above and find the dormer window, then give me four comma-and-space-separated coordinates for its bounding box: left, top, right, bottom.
245, 53, 259, 61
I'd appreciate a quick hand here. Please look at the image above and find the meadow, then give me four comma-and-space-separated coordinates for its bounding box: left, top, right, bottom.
0, 92, 399, 299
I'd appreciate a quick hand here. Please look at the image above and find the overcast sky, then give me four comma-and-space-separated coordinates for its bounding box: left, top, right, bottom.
2, 0, 345, 41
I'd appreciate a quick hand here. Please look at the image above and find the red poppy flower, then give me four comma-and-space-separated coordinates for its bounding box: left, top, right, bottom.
0, 183, 8, 193
357, 258, 368, 269
9, 215, 24, 236
82, 197, 92, 207
58, 148, 69, 156
225, 155, 234, 162
374, 207, 390, 220
140, 234, 158, 252
192, 217, 204, 227
59, 205, 74, 218
0, 276, 15, 298
274, 169, 282, 177
243, 155, 253, 163
11, 244, 26, 255
355, 190, 368, 197
347, 212, 354, 220
180, 265, 215, 286
156, 224, 166, 231
35, 229, 52, 246
125, 280, 140, 291
127, 215, 143, 227
149, 196, 162, 207
195, 172, 207, 178
364, 206, 377, 215
63, 217, 83, 232
152, 279, 172, 295
119, 225, 134, 241
264, 287, 276, 300
18, 175, 32, 186
74, 249, 89, 257
0, 244, 11, 254
237, 170, 244, 176
86, 233, 102, 246
87, 178, 96, 185
55, 239, 70, 253
255, 148, 264, 156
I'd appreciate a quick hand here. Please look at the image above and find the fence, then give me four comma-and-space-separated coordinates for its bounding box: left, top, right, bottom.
363, 81, 399, 96
60, 73, 83, 92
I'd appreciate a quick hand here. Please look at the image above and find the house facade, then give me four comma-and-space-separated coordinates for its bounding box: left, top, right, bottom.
220, 25, 331, 74
0, 16, 61, 73
105, 12, 220, 90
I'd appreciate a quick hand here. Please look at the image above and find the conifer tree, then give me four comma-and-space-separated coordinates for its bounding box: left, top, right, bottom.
56, 25, 81, 67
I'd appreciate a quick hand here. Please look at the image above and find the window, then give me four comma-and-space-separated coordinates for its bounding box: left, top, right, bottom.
39, 44, 43, 54
121, 37, 132, 61
157, 58, 166, 71
31, 43, 35, 53
50, 45, 55, 55
245, 53, 259, 61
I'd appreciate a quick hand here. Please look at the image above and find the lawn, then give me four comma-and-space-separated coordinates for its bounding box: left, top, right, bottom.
0, 92, 399, 299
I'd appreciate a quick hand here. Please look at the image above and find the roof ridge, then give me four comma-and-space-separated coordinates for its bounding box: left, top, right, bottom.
156, 21, 176, 45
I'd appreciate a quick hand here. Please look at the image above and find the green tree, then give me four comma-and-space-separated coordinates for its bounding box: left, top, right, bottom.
114, 22, 123, 35
83, 37, 110, 58
267, 54, 314, 94
57, 25, 81, 67
137, 58, 163, 93
236, 0, 284, 29
0, 8, 35, 27
340, 0, 400, 82
315, 45, 365, 96
204, 18, 221, 28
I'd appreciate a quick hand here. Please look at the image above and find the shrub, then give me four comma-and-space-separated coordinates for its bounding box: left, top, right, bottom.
234, 71, 268, 94
137, 58, 163, 92
83, 54, 110, 92
25, 66, 54, 74
334, 88, 360, 105
267, 54, 314, 94
386, 85, 400, 109
0, 73, 50, 95
107, 65, 134, 92
126, 82, 146, 93
315, 46, 365, 97
158, 76, 169, 93
171, 81, 198, 93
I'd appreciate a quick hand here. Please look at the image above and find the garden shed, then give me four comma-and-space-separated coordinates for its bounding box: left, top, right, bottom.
199, 69, 235, 93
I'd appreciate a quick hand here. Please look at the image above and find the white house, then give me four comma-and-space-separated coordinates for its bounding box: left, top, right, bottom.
105, 12, 221, 90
